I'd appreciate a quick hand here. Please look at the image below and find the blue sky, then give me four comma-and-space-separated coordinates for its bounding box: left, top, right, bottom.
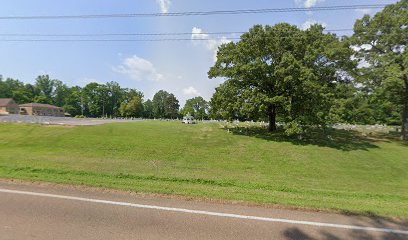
0, 0, 398, 105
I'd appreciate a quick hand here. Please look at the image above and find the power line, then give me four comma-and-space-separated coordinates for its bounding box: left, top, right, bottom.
1, 34, 387, 42
0, 29, 354, 37
0, 4, 387, 20
1, 32, 242, 37
0, 35, 363, 42
0, 38, 240, 42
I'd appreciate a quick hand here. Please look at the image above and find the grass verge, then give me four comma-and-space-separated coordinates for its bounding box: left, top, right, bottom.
0, 121, 407, 218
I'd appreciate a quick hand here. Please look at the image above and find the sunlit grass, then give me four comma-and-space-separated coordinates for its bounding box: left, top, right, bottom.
0, 121, 407, 218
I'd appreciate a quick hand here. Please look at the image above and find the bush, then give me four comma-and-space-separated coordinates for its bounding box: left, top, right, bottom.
284, 121, 303, 137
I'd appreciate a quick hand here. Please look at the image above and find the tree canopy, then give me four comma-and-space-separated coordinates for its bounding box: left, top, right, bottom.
181, 96, 209, 120
351, 0, 408, 139
119, 95, 144, 118
0, 75, 178, 119
209, 23, 354, 133
152, 90, 180, 119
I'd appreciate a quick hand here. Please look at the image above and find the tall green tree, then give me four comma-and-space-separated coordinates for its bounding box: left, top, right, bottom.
143, 99, 154, 119
352, 0, 408, 139
152, 90, 168, 118
96, 84, 109, 117
328, 83, 376, 124
81, 82, 102, 117
152, 90, 180, 119
35, 75, 55, 103
63, 86, 82, 116
53, 80, 70, 107
164, 93, 180, 119
106, 81, 126, 117
0, 78, 30, 103
181, 96, 209, 120
209, 24, 354, 133
119, 95, 144, 118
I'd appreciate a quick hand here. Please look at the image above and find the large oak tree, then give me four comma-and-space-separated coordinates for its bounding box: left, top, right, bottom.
208, 23, 354, 132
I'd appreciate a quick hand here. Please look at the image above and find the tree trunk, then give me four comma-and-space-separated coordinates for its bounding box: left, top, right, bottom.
402, 79, 408, 141
268, 105, 277, 132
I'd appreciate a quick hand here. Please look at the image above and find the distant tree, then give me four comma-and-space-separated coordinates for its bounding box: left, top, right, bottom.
122, 88, 143, 102
10, 89, 32, 104
351, 0, 408, 139
35, 75, 55, 103
53, 80, 70, 107
119, 95, 144, 118
181, 96, 209, 120
328, 83, 375, 124
63, 86, 82, 116
0, 78, 28, 102
152, 90, 169, 118
81, 82, 101, 117
143, 99, 154, 118
106, 81, 127, 117
23, 84, 38, 102
152, 90, 180, 119
96, 84, 109, 117
209, 24, 354, 133
33, 95, 50, 104
164, 93, 180, 119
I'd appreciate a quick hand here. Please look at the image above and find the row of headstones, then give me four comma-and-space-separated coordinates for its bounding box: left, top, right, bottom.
333, 123, 400, 133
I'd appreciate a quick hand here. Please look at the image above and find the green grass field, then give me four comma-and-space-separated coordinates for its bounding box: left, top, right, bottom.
0, 121, 407, 218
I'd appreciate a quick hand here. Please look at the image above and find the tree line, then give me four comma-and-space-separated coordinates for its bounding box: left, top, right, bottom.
0, 74, 210, 119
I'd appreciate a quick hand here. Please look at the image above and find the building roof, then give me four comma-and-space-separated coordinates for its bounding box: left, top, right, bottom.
19, 103, 62, 109
0, 98, 16, 107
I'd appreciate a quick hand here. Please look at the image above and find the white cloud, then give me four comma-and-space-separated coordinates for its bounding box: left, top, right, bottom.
191, 27, 231, 62
156, 0, 171, 13
113, 55, 163, 82
191, 27, 209, 40
301, 20, 327, 30
295, 0, 325, 8
183, 86, 200, 97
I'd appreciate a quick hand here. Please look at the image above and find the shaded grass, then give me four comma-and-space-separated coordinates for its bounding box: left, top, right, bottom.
225, 125, 383, 151
0, 121, 407, 218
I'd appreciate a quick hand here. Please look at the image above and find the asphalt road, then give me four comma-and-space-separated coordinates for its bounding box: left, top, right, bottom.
0, 180, 407, 240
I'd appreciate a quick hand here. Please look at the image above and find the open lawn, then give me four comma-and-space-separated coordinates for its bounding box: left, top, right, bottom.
0, 121, 407, 218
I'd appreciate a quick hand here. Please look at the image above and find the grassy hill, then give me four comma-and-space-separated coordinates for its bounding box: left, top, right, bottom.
0, 121, 407, 218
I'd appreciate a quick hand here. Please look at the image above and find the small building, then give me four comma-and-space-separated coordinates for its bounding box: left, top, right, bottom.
0, 98, 19, 114
19, 103, 64, 117
182, 113, 195, 124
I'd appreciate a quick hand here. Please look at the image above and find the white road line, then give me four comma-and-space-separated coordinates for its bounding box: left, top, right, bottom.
0, 188, 407, 235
